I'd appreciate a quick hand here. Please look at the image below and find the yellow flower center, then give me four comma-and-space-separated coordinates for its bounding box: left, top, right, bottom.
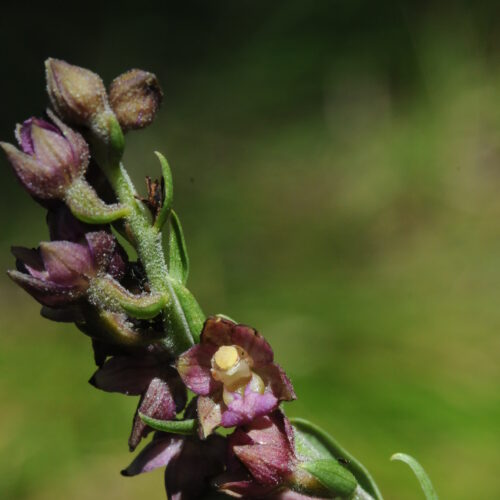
213, 345, 239, 371
211, 345, 254, 391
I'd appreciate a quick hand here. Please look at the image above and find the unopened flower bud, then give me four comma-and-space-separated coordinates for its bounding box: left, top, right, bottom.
1, 111, 129, 223
109, 69, 163, 131
1, 112, 87, 200
45, 58, 124, 163
45, 58, 109, 127
8, 231, 122, 307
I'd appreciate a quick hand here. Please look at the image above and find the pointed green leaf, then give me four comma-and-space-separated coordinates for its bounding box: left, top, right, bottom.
291, 418, 384, 500
153, 151, 173, 231
301, 459, 357, 498
90, 276, 168, 319
139, 413, 197, 435
391, 453, 438, 500
65, 177, 130, 224
170, 280, 204, 343
167, 210, 189, 284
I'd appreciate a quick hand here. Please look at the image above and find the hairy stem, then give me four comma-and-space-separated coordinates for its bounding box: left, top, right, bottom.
107, 162, 203, 354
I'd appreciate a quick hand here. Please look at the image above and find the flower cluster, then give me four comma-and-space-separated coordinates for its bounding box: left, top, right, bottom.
2, 59, 373, 500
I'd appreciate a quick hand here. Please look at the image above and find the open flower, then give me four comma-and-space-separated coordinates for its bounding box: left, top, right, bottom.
176, 317, 296, 437
90, 354, 187, 450
8, 230, 122, 307
122, 431, 226, 500
215, 410, 296, 498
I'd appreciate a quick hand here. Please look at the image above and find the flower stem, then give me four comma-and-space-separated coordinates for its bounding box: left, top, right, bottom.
107, 162, 203, 355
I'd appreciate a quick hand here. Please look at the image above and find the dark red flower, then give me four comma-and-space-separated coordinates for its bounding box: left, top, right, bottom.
176, 317, 295, 437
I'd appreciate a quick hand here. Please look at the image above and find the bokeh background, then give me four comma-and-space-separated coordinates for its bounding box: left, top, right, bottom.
1, 1, 500, 499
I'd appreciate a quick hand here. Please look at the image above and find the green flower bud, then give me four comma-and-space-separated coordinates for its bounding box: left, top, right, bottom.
297, 459, 358, 498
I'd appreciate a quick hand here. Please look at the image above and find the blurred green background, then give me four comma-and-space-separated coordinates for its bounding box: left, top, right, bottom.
1, 1, 500, 499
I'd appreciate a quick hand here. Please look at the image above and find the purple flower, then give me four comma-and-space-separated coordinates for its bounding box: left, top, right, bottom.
1, 110, 88, 201
215, 411, 296, 498
8, 230, 121, 307
90, 355, 187, 450
176, 317, 296, 437
122, 431, 226, 500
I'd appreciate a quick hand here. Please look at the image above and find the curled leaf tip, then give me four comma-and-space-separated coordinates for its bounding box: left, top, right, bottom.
391, 453, 438, 500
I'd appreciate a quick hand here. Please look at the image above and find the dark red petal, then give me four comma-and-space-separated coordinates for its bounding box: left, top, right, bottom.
165, 434, 226, 500
229, 323, 274, 366
259, 363, 296, 402
200, 316, 234, 346
121, 433, 183, 476
89, 355, 160, 395
176, 343, 220, 396
201, 317, 274, 366
129, 376, 184, 451
230, 411, 296, 486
